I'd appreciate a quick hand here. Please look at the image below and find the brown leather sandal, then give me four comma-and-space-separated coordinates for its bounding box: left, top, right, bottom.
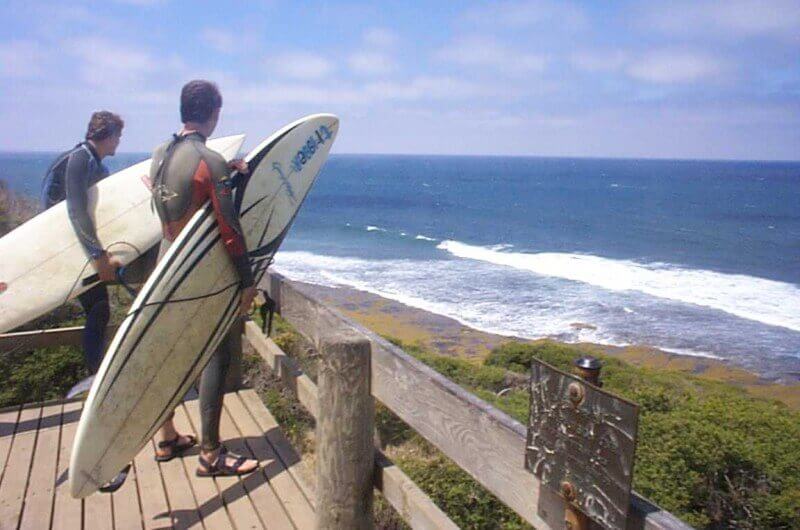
154, 434, 197, 462
196, 446, 257, 477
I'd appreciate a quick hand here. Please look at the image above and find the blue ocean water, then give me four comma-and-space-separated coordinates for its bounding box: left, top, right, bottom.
3, 152, 799, 378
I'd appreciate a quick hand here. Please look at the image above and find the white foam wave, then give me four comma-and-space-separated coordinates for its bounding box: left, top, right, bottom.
366, 225, 387, 232
415, 235, 436, 241
437, 240, 800, 332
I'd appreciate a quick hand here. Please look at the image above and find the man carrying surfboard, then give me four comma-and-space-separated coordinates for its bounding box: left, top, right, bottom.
40, 111, 124, 374
148, 80, 258, 476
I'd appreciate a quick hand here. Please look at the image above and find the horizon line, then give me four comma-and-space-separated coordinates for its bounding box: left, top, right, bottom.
0, 149, 798, 165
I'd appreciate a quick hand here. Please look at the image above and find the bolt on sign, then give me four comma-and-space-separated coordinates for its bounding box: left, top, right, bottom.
526, 359, 639, 530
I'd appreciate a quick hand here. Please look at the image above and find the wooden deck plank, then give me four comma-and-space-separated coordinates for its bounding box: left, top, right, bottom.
174, 403, 232, 530
190, 397, 263, 530
112, 461, 144, 530
52, 401, 83, 530
220, 401, 294, 530
0, 406, 21, 488
134, 439, 172, 529
227, 392, 313, 529
156, 416, 203, 530
238, 390, 316, 507
0, 405, 41, 526
84, 480, 114, 530
18, 403, 63, 530
0, 390, 316, 530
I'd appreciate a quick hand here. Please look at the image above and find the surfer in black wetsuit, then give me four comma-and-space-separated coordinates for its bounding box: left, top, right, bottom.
149, 80, 258, 476
41, 111, 124, 374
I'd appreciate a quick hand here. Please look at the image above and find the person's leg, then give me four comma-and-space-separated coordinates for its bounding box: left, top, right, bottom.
198, 329, 233, 451
77, 284, 110, 374
197, 319, 257, 474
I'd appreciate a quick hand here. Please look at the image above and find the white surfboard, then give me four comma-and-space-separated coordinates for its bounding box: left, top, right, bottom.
69, 115, 338, 498
0, 135, 245, 333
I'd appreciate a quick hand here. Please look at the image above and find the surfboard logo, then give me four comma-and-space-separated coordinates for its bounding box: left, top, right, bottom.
271, 162, 297, 202
0, 282, 6, 295
290, 124, 333, 172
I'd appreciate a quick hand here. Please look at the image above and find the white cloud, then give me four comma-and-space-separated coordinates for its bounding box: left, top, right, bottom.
266, 52, 335, 80
225, 75, 493, 108
361, 76, 488, 101
202, 28, 237, 54
626, 51, 725, 84
348, 51, 395, 76
437, 37, 548, 74
0, 40, 45, 79
462, 0, 588, 31
640, 0, 800, 40
570, 50, 629, 73
363, 27, 398, 48
112, 0, 166, 5
347, 27, 399, 77
67, 37, 158, 87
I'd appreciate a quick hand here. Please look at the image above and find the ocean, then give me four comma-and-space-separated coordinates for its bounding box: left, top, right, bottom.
2, 151, 799, 379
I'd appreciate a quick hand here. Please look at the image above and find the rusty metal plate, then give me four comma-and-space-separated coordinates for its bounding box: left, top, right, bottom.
526, 359, 639, 530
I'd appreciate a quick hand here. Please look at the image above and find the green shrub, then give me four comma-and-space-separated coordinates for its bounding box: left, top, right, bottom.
482, 340, 800, 528
0, 346, 88, 407
396, 452, 532, 529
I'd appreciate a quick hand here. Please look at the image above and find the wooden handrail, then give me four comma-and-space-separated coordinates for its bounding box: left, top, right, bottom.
261, 271, 692, 530
244, 323, 459, 530
0, 325, 118, 353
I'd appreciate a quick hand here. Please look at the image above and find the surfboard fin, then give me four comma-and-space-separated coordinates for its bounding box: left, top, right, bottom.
98, 464, 131, 494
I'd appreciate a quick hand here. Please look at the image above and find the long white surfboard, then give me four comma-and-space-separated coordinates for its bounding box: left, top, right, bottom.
0, 135, 246, 333
70, 115, 339, 498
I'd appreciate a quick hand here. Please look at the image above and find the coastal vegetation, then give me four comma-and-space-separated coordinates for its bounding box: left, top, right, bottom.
255, 313, 800, 529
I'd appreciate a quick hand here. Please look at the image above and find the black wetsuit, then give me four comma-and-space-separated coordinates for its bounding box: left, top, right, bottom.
41, 142, 110, 374
149, 131, 253, 451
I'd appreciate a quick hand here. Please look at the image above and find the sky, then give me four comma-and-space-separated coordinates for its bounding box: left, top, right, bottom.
0, 0, 798, 160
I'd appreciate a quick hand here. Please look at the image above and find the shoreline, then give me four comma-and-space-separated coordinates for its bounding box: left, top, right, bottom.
296, 280, 800, 410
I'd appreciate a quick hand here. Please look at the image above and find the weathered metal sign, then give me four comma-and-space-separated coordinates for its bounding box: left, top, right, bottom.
526, 359, 639, 530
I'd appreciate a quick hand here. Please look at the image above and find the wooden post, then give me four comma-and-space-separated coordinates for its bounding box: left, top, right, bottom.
316, 335, 374, 530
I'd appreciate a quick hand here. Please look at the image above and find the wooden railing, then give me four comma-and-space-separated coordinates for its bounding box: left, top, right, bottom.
257, 271, 692, 530
0, 272, 692, 529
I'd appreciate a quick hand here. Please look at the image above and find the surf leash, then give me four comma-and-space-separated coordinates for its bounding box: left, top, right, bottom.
258, 290, 276, 336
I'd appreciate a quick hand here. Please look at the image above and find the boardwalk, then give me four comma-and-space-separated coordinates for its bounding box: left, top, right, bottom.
0, 390, 315, 530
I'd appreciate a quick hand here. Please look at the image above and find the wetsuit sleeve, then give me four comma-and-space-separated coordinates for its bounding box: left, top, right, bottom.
65, 150, 104, 259
201, 155, 254, 287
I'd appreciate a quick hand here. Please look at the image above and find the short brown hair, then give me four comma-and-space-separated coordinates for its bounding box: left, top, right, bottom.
180, 80, 222, 123
86, 111, 124, 141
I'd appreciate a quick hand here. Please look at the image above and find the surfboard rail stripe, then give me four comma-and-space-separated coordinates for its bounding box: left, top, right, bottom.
88, 290, 240, 476
135, 292, 240, 448
97, 208, 218, 402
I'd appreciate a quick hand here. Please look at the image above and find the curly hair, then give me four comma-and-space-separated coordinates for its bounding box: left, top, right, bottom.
180, 79, 223, 123
85, 111, 124, 141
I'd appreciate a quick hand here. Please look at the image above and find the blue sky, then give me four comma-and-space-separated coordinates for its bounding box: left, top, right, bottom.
0, 0, 798, 160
